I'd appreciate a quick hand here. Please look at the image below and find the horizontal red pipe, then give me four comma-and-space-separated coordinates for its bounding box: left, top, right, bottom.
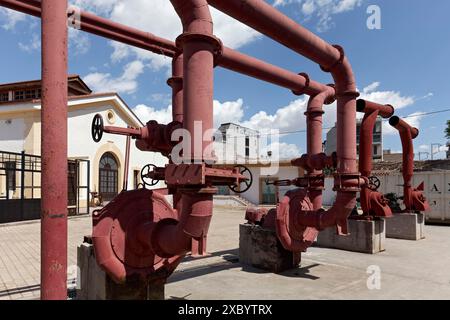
220, 47, 330, 96
0, 0, 329, 97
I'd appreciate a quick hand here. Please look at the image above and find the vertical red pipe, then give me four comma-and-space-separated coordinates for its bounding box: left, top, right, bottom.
168, 53, 184, 124
305, 88, 334, 210
389, 116, 419, 211
40, 0, 68, 300
168, 53, 184, 212
151, 0, 218, 257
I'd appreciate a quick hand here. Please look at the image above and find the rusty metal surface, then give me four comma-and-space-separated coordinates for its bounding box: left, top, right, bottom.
357, 99, 394, 218
389, 116, 430, 212
40, 0, 68, 300
92, 189, 183, 283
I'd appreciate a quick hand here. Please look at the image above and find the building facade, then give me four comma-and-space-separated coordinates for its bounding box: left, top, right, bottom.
214, 123, 260, 164
0, 76, 167, 210
325, 118, 383, 161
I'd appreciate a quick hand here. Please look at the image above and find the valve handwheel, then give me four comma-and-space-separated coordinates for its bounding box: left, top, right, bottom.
368, 176, 381, 191
229, 165, 253, 194
92, 114, 104, 143
141, 164, 160, 187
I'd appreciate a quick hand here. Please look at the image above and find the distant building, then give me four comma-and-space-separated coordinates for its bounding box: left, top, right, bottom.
214, 123, 260, 164
324, 118, 383, 161
383, 149, 403, 162
0, 75, 167, 221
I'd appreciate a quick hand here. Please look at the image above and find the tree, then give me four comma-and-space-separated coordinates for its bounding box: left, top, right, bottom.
446, 120, 450, 140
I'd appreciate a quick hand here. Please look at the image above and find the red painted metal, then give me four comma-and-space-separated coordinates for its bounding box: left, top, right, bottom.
168, 53, 184, 123
40, 0, 68, 300
1, 0, 331, 98
389, 116, 430, 212
357, 99, 394, 218
208, 0, 361, 244
245, 207, 268, 225
123, 131, 131, 191
91, 189, 183, 283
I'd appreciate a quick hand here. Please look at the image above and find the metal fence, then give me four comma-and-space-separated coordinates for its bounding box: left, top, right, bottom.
0, 150, 90, 223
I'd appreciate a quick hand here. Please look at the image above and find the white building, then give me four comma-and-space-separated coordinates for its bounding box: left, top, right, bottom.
0, 75, 167, 218
325, 118, 384, 161
214, 123, 260, 164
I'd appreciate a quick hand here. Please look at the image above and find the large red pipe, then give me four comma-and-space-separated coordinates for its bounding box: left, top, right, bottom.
168, 53, 184, 123
40, 0, 68, 300
357, 100, 394, 177
304, 88, 335, 210
208, 0, 360, 236
389, 116, 419, 211
357, 99, 394, 217
0, 0, 329, 97
150, 0, 217, 257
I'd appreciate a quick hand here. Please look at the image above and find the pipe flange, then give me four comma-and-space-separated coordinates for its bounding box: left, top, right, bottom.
324, 84, 337, 105
175, 32, 223, 67
320, 44, 345, 73
336, 90, 361, 98
333, 172, 363, 192
292, 72, 310, 96
167, 76, 183, 87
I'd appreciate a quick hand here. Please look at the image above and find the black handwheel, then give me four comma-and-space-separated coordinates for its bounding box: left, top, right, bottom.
229, 165, 253, 194
141, 164, 159, 187
368, 176, 381, 191
92, 114, 104, 143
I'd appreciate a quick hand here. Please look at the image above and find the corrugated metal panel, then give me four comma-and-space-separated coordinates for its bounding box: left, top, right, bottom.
379, 171, 450, 223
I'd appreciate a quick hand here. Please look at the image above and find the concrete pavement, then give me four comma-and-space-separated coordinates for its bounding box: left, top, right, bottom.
1, 206, 450, 300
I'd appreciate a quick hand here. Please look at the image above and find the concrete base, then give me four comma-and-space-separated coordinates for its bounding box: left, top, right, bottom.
239, 224, 301, 273
316, 219, 386, 254
385, 212, 425, 240
76, 239, 165, 300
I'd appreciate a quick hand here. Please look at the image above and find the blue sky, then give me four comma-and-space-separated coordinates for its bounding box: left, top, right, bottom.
0, 0, 449, 159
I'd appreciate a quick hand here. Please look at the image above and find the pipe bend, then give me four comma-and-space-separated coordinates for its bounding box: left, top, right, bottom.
170, 0, 213, 34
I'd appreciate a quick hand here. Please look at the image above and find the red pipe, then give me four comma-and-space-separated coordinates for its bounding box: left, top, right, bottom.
389, 116, 428, 212
168, 53, 184, 123
219, 48, 330, 96
40, 0, 68, 300
357, 100, 394, 177
149, 0, 217, 257
357, 99, 394, 217
1, 0, 329, 98
302, 87, 335, 210
208, 0, 361, 238
167, 53, 184, 213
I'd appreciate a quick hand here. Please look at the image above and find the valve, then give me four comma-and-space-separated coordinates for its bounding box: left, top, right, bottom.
229, 165, 253, 194
92, 114, 104, 143
367, 176, 381, 191
91, 114, 143, 143
141, 164, 165, 187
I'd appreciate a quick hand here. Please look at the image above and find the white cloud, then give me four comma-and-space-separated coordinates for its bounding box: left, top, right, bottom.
72, 0, 260, 70
274, 0, 364, 32
69, 28, 91, 55
213, 99, 245, 128
260, 142, 302, 160
0, 7, 27, 30
84, 60, 144, 94
18, 33, 40, 52
360, 82, 415, 110
133, 104, 173, 124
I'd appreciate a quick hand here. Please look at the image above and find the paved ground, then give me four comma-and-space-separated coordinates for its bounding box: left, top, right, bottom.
1, 206, 450, 300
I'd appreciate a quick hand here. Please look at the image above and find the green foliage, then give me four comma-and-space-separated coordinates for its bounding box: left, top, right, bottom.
445, 120, 450, 139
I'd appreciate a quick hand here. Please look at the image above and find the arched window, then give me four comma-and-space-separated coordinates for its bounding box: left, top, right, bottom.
99, 152, 119, 201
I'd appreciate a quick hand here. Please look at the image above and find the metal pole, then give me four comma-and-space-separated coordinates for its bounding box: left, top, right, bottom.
123, 132, 131, 191
40, 0, 68, 300
20, 151, 25, 220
